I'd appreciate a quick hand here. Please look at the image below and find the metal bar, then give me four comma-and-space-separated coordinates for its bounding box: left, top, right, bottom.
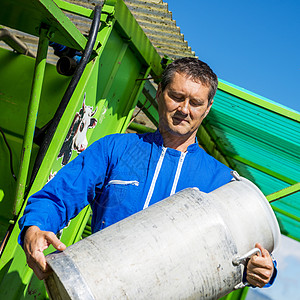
271, 205, 300, 223
128, 122, 156, 133
53, 0, 93, 18
218, 80, 300, 122
267, 182, 300, 202
142, 80, 159, 111
0, 28, 35, 58
12, 27, 49, 216
137, 96, 159, 127
138, 80, 159, 126
122, 66, 152, 133
227, 152, 298, 185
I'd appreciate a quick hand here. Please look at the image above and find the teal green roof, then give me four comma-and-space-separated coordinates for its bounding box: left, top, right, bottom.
204, 79, 300, 242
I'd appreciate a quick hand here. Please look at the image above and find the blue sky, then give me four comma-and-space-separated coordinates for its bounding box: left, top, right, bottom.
167, 1, 300, 298
167, 0, 300, 113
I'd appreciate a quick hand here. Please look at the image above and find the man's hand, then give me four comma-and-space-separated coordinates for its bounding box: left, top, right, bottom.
246, 243, 274, 288
23, 226, 66, 280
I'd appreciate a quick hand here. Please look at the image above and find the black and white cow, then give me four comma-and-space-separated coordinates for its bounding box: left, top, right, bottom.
58, 93, 98, 165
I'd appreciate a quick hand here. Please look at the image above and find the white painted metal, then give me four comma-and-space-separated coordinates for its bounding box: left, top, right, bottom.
45, 175, 280, 300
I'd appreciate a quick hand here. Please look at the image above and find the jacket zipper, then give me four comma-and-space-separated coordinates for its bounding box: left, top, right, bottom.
170, 151, 187, 196
107, 180, 139, 186
143, 147, 167, 209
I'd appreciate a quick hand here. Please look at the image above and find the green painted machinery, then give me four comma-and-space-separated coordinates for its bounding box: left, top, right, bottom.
0, 0, 163, 298
0, 1, 250, 299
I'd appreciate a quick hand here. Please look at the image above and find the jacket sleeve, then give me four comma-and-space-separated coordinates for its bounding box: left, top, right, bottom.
18, 137, 110, 246
264, 259, 277, 287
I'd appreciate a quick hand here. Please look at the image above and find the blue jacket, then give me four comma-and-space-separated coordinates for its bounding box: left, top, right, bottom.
18, 130, 277, 286
19, 130, 233, 239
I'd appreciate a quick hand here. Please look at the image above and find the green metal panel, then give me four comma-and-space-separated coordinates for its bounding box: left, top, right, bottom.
0, 47, 71, 239
104, 0, 163, 77
0, 0, 87, 50
0, 0, 163, 298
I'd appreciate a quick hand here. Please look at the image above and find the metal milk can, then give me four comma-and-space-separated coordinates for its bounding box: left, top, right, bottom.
45, 172, 280, 299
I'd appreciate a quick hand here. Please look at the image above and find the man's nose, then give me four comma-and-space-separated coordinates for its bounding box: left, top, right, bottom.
178, 99, 189, 115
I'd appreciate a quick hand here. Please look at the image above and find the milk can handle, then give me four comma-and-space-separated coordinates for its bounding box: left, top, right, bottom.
232, 247, 262, 290
232, 247, 261, 266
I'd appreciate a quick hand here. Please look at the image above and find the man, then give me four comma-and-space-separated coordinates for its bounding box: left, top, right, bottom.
19, 57, 276, 288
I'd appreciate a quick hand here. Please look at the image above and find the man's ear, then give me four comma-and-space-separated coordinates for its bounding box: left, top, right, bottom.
204, 99, 214, 118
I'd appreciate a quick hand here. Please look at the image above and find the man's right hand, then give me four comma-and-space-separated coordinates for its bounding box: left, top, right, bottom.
23, 226, 66, 280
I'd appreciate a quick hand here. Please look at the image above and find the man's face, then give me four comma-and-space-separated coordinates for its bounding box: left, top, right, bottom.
157, 72, 213, 138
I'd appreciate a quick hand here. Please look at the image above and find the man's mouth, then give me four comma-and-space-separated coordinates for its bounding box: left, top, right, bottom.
172, 116, 189, 124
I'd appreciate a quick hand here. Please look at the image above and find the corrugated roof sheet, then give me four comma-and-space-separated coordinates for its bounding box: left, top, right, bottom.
125, 0, 194, 58
0, 0, 194, 63
205, 80, 300, 242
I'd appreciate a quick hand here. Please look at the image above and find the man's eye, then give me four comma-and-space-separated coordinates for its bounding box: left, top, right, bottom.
190, 100, 202, 107
170, 94, 182, 101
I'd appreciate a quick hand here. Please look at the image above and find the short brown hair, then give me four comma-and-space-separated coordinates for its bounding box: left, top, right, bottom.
161, 57, 218, 105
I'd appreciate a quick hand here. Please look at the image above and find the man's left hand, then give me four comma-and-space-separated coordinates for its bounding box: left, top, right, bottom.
246, 243, 274, 288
